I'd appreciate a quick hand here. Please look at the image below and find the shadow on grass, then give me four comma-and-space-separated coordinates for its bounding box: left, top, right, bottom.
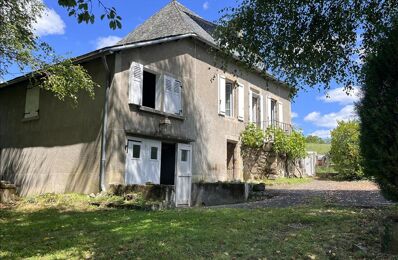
1, 205, 397, 259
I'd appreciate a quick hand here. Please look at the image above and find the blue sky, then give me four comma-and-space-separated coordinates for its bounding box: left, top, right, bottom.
10, 0, 359, 138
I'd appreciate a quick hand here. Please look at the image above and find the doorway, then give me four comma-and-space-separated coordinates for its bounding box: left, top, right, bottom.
160, 143, 176, 185
227, 141, 237, 180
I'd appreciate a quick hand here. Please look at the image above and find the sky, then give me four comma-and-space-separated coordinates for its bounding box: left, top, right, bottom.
9, 0, 359, 138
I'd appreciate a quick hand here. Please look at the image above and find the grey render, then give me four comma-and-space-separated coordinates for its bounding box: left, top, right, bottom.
0, 1, 291, 195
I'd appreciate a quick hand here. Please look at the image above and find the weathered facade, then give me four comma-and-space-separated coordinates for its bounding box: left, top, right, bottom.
0, 1, 292, 205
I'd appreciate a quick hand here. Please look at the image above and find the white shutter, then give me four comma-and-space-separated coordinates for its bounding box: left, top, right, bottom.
260, 95, 264, 129
24, 86, 40, 118
238, 83, 244, 121
278, 101, 283, 123
155, 75, 162, 111
267, 96, 272, 127
218, 75, 226, 115
163, 75, 175, 114
248, 90, 253, 122
128, 62, 143, 105
173, 79, 182, 115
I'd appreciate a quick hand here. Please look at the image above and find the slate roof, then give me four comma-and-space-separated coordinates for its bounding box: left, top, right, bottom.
118, 0, 217, 45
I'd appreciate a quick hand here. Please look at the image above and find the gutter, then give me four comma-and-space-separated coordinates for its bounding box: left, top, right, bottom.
99, 54, 112, 192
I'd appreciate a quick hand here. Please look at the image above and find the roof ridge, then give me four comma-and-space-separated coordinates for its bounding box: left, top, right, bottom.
171, 1, 193, 34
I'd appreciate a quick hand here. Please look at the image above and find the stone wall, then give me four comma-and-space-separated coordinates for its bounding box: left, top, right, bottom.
241, 143, 305, 180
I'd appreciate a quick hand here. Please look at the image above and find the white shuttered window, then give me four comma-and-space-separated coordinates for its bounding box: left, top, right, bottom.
163, 75, 182, 115
128, 62, 143, 105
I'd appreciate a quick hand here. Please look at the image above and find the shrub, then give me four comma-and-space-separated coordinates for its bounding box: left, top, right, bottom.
240, 123, 265, 148
358, 22, 398, 201
330, 121, 363, 180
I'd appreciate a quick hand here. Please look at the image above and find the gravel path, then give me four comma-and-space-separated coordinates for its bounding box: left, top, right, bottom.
211, 180, 395, 209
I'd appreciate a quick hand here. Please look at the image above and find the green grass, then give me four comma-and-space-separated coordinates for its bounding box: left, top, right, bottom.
306, 143, 331, 154
261, 177, 313, 186
1, 194, 397, 259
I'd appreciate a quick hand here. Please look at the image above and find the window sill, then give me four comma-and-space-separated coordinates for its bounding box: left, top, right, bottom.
138, 106, 185, 121
21, 115, 39, 122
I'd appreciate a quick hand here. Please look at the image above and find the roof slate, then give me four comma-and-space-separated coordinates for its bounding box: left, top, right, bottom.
118, 1, 217, 45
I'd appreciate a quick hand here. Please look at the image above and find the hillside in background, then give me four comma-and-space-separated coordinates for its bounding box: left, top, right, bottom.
306, 143, 331, 154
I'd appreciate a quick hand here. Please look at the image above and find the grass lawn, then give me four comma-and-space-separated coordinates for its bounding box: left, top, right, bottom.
306, 143, 331, 154
261, 177, 313, 186
1, 194, 397, 259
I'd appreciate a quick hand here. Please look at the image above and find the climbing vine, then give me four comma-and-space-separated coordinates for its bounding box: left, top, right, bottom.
241, 124, 306, 177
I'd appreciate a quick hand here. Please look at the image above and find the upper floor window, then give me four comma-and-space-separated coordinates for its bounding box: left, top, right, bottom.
24, 86, 40, 119
218, 75, 245, 121
128, 61, 182, 116
225, 82, 233, 117
249, 90, 263, 128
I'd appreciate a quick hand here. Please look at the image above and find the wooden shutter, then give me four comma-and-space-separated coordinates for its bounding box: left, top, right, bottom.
248, 89, 253, 122
128, 62, 143, 105
218, 75, 226, 115
260, 94, 264, 129
267, 96, 272, 127
173, 79, 182, 115
24, 86, 40, 118
278, 101, 283, 123
238, 83, 244, 121
163, 75, 174, 114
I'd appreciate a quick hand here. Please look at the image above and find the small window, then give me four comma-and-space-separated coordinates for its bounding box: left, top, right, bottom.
132, 144, 141, 158
270, 99, 277, 124
24, 86, 40, 119
225, 82, 233, 117
150, 147, 158, 160
181, 150, 189, 162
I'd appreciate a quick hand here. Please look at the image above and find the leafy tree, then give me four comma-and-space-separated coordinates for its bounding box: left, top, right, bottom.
305, 135, 325, 144
358, 22, 398, 201
330, 121, 363, 180
215, 0, 398, 96
0, 0, 120, 105
265, 127, 306, 177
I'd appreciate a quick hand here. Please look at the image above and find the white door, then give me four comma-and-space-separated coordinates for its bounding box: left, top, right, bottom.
175, 143, 192, 207
125, 138, 161, 185
125, 140, 143, 184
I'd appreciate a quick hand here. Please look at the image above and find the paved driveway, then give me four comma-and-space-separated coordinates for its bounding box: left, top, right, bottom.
212, 180, 395, 209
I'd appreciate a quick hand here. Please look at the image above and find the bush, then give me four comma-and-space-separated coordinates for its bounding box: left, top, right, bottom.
330, 121, 363, 180
240, 123, 265, 148
358, 22, 398, 201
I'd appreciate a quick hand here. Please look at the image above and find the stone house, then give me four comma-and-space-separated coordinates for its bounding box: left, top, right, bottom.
0, 1, 292, 206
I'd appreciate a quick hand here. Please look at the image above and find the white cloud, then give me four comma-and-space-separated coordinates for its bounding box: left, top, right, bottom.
309, 129, 331, 139
34, 8, 65, 36
202, 1, 209, 10
291, 112, 298, 118
318, 86, 361, 105
304, 105, 357, 128
95, 36, 122, 49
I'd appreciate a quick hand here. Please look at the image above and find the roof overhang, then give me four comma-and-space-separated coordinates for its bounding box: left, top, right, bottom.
1, 33, 290, 91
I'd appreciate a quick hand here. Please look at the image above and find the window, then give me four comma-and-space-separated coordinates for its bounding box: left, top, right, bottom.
270, 99, 277, 124
225, 82, 233, 117
24, 86, 40, 119
129, 62, 183, 115
181, 149, 189, 162
249, 90, 263, 128
132, 144, 141, 159
142, 70, 157, 109
150, 146, 158, 160
218, 75, 235, 117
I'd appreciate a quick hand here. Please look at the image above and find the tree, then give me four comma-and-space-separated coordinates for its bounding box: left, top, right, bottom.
358, 22, 398, 201
330, 121, 363, 180
215, 0, 398, 96
0, 0, 121, 105
305, 135, 325, 144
